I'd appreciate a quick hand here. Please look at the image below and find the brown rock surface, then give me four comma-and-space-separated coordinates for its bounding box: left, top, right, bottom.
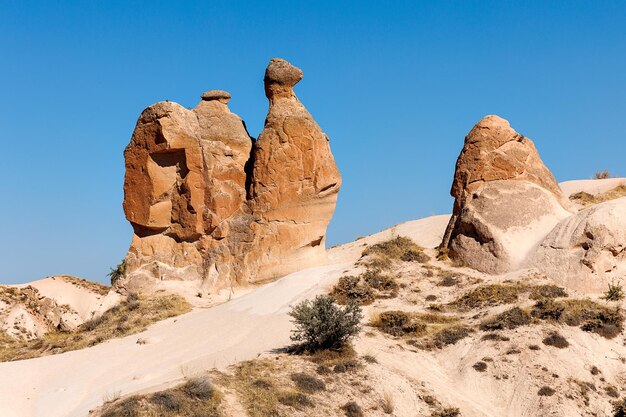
119, 58, 341, 294
441, 115, 573, 273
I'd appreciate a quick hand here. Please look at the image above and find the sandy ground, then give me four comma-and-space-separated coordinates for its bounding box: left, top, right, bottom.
559, 177, 626, 197
0, 216, 449, 417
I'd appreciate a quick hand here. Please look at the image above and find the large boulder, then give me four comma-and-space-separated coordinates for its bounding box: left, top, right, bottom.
441, 115, 573, 273
119, 58, 341, 294
527, 197, 626, 292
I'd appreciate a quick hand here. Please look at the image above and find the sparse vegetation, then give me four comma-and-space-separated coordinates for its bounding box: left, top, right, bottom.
449, 283, 525, 310
362, 236, 430, 263
613, 398, 626, 417
101, 375, 222, 417
473, 361, 487, 372
290, 372, 325, 393
538, 386, 556, 396
595, 170, 611, 179
531, 298, 624, 339
332, 275, 375, 305
570, 184, 626, 206
289, 295, 362, 352
543, 331, 569, 349
342, 401, 364, 417
382, 391, 395, 414
603, 281, 625, 302
529, 285, 568, 300
61, 275, 110, 295
479, 307, 531, 331
0, 293, 191, 362
107, 259, 127, 286
431, 408, 461, 417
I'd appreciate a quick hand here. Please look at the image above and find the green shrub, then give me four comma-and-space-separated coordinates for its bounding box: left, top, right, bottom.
289, 295, 362, 351
107, 259, 127, 286
603, 281, 625, 302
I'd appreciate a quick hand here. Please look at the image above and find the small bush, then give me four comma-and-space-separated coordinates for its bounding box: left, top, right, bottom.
332, 275, 374, 305
449, 284, 524, 310
481, 333, 510, 342
362, 269, 398, 292
432, 326, 472, 348
181, 377, 215, 400
342, 401, 364, 417
543, 332, 569, 348
531, 299, 624, 339
374, 311, 425, 336
529, 285, 568, 300
538, 386, 556, 396
472, 361, 487, 372
614, 398, 626, 417
382, 391, 395, 414
289, 295, 362, 352
603, 281, 625, 302
528, 344, 541, 351
595, 170, 611, 179
401, 249, 431, 263
278, 391, 314, 410
107, 259, 127, 286
479, 307, 531, 331
362, 236, 425, 260
605, 385, 620, 398
431, 408, 461, 417
438, 274, 460, 287
290, 372, 325, 393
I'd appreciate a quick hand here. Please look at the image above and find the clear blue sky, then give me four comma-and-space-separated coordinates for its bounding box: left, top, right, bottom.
1, 1, 624, 284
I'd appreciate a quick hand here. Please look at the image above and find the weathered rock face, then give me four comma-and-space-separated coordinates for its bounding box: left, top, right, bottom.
249, 58, 342, 280
441, 115, 573, 274
528, 197, 626, 292
119, 58, 341, 294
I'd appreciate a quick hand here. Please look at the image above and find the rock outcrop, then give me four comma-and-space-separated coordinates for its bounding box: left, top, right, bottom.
119, 58, 341, 294
441, 115, 573, 274
528, 197, 626, 292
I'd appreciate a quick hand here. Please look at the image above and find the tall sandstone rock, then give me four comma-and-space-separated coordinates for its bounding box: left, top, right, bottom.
119, 58, 341, 294
441, 115, 573, 274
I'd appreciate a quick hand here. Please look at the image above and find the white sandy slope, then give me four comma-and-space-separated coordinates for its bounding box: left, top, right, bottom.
0, 216, 450, 417
559, 177, 626, 197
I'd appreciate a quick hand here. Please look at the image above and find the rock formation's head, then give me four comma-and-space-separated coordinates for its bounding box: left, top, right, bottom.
201, 89, 231, 104
264, 58, 303, 99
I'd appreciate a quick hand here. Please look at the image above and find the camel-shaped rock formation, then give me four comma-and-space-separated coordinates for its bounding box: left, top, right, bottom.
118, 58, 341, 294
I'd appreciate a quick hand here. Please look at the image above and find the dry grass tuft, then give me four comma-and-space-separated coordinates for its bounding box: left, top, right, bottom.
479, 307, 531, 331
0, 293, 191, 362
531, 299, 624, 339
543, 331, 569, 349
100, 375, 222, 417
431, 408, 461, 417
529, 285, 568, 300
371, 310, 458, 339
570, 185, 626, 206
60, 275, 110, 296
382, 391, 395, 414
362, 236, 430, 263
449, 283, 526, 310
342, 400, 365, 417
